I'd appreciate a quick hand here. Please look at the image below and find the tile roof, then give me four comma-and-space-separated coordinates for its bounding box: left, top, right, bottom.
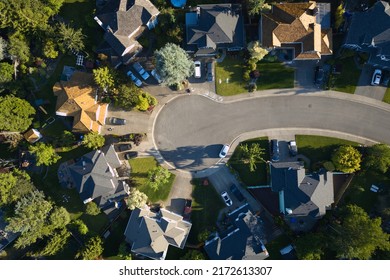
53, 72, 107, 134
23, 129, 42, 143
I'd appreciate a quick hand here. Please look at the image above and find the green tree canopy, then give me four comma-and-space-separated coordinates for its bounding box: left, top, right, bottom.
0, 95, 35, 132
29, 142, 61, 166
246, 0, 270, 17
180, 250, 205, 260
247, 41, 269, 62
69, 219, 89, 235
31, 228, 71, 257
118, 241, 132, 260
295, 232, 326, 260
76, 236, 104, 260
154, 43, 194, 86
0, 62, 14, 84
330, 205, 390, 260
56, 22, 86, 53
147, 166, 171, 191
82, 132, 105, 150
93, 66, 116, 92
364, 144, 390, 173
238, 143, 265, 172
126, 188, 148, 210
115, 84, 140, 110
331, 145, 362, 173
43, 39, 59, 59
0, 169, 35, 206
85, 201, 101, 216
8, 32, 31, 63
0, 37, 7, 61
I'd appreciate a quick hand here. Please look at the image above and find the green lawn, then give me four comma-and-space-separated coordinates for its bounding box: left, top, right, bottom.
128, 157, 175, 203
331, 56, 361, 94
257, 61, 294, 90
382, 87, 390, 104
229, 137, 270, 186
296, 135, 359, 170
187, 179, 225, 244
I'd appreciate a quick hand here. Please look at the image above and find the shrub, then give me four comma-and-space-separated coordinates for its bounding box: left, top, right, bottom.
133, 134, 144, 146
323, 161, 335, 171
243, 69, 251, 81
248, 83, 257, 92
85, 202, 101, 216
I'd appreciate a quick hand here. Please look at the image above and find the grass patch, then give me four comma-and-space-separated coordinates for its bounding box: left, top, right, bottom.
382, 87, 390, 104
215, 56, 294, 96
264, 234, 292, 260
331, 56, 361, 94
187, 179, 225, 244
229, 137, 270, 186
296, 135, 359, 170
128, 157, 175, 203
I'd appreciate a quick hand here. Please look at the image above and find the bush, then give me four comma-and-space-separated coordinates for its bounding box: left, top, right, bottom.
323, 161, 335, 171
133, 134, 144, 146
85, 202, 101, 216
243, 69, 251, 81
248, 83, 257, 92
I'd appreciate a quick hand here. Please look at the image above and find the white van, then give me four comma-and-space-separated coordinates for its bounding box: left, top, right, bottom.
194, 61, 201, 78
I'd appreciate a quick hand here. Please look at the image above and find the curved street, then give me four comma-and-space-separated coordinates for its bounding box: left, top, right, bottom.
154, 90, 390, 172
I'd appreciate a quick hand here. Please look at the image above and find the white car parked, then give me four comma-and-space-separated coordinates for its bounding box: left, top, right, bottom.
371, 69, 382, 86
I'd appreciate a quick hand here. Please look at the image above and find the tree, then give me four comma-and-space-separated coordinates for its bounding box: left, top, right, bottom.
29, 142, 61, 166
0, 169, 35, 206
246, 0, 270, 17
0, 62, 14, 84
32, 228, 71, 257
82, 132, 105, 150
57, 22, 86, 53
330, 205, 390, 260
154, 43, 194, 86
55, 130, 75, 148
85, 202, 101, 216
295, 232, 326, 260
335, 3, 345, 29
118, 241, 132, 260
47, 206, 71, 231
364, 144, 390, 173
197, 229, 211, 243
148, 166, 171, 191
239, 143, 265, 172
115, 84, 140, 109
69, 219, 89, 235
43, 39, 59, 59
180, 250, 205, 260
0, 95, 35, 132
136, 92, 157, 111
0, 37, 7, 61
76, 236, 104, 260
8, 32, 31, 79
93, 66, 116, 92
247, 41, 269, 62
331, 145, 362, 173
126, 189, 148, 210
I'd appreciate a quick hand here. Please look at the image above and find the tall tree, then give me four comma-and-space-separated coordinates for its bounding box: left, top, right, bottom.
56, 22, 86, 53
330, 205, 390, 260
85, 202, 101, 216
93, 66, 116, 92
147, 166, 171, 191
29, 142, 61, 166
31, 228, 71, 257
0, 169, 35, 207
331, 145, 362, 173
0, 37, 7, 61
8, 32, 31, 79
0, 62, 14, 84
154, 43, 194, 86
76, 236, 104, 260
246, 0, 270, 17
82, 132, 105, 150
295, 232, 326, 260
364, 144, 390, 173
0, 95, 35, 132
126, 189, 148, 210
239, 143, 265, 172
115, 84, 141, 110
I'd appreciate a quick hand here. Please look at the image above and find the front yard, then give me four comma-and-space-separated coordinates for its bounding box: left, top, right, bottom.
382, 86, 390, 104
128, 157, 175, 203
215, 56, 294, 96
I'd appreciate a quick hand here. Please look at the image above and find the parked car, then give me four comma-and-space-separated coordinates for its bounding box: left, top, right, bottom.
314, 66, 324, 85
230, 184, 245, 202
124, 151, 138, 160
207, 61, 214, 82
220, 191, 233, 207
270, 139, 280, 162
108, 117, 126, 125
219, 144, 230, 158
126, 70, 142, 87
133, 62, 150, 80
183, 199, 192, 220
288, 140, 298, 156
119, 144, 132, 152
371, 69, 382, 86
194, 61, 201, 78
151, 69, 162, 83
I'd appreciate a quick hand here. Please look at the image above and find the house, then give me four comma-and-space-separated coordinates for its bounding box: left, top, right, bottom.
185, 4, 245, 56
23, 128, 42, 144
124, 206, 192, 260
63, 145, 129, 216
260, 1, 332, 60
94, 0, 160, 68
343, 1, 390, 69
204, 203, 269, 260
269, 161, 334, 231
53, 71, 108, 134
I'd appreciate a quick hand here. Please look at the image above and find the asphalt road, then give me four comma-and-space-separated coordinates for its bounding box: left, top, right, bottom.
154, 93, 390, 171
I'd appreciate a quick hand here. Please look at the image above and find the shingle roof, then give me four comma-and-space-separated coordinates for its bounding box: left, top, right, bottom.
124, 207, 191, 260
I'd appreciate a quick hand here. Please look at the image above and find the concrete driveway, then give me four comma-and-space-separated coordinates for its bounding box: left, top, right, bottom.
154, 92, 390, 172
291, 60, 319, 88
354, 64, 387, 100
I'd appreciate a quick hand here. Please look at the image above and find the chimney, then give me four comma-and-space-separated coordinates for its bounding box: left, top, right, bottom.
119, 0, 127, 12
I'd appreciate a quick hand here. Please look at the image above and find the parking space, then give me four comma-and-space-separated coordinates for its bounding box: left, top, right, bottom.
187, 57, 216, 94
354, 64, 387, 100
291, 59, 318, 88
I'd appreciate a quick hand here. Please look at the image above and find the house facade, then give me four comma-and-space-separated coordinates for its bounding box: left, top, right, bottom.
185, 4, 245, 56
343, 1, 390, 69
53, 71, 108, 134
124, 206, 192, 260
94, 0, 160, 67
260, 1, 332, 60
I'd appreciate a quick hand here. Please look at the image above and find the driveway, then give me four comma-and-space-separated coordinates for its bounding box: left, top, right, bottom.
154, 92, 390, 172
291, 60, 319, 88
354, 64, 387, 100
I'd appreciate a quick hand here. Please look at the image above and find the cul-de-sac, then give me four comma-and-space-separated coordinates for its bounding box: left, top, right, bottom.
0, 0, 390, 260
